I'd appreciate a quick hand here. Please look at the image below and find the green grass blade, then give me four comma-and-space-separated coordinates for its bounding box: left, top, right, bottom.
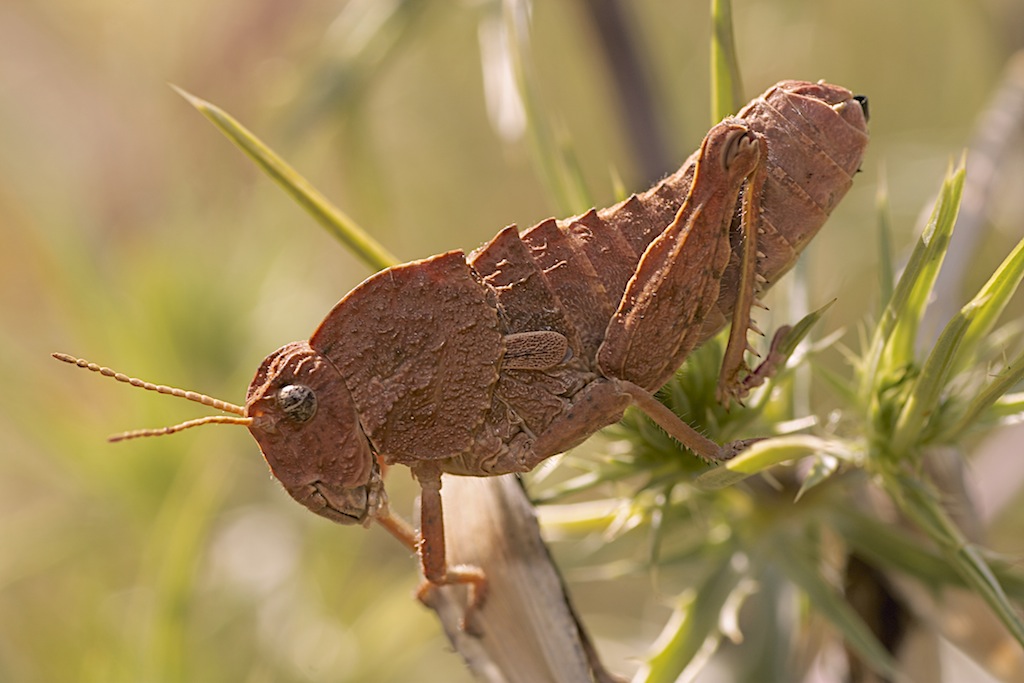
833, 507, 1024, 599
859, 163, 965, 405
886, 471, 1024, 648
941, 343, 1024, 441
893, 234, 1024, 451
709, 0, 744, 122
794, 454, 841, 501
288, 0, 424, 130
500, 1, 592, 215
887, 163, 965, 365
553, 120, 594, 212
991, 391, 1024, 419
136, 449, 236, 681
609, 164, 628, 202
877, 171, 895, 310
633, 550, 745, 683
695, 436, 853, 490
773, 299, 837, 360
774, 541, 902, 681
172, 86, 399, 272
816, 362, 859, 405
890, 300, 976, 454
955, 236, 1024, 372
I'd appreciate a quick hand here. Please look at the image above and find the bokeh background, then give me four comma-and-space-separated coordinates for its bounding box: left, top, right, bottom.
2, 0, 1024, 681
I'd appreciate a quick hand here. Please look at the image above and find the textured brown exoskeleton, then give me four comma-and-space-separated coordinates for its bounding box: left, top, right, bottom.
55, 80, 869, 630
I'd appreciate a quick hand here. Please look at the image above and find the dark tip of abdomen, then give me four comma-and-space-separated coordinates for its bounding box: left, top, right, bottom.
853, 94, 869, 122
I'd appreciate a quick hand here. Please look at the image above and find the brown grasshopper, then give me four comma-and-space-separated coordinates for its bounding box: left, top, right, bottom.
56, 80, 868, 630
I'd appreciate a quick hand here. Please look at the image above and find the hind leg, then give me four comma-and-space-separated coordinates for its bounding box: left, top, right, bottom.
614, 379, 762, 462
598, 122, 767, 396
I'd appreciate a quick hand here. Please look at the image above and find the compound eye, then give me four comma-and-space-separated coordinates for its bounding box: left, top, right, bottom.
277, 384, 317, 423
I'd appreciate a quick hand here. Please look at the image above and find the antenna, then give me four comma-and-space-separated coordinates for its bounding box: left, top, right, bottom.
52, 353, 253, 441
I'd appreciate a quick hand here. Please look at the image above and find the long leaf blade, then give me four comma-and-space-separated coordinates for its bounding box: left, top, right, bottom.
859, 163, 965, 408
956, 236, 1024, 371
709, 0, 744, 122
886, 471, 1024, 649
876, 171, 895, 310
500, 0, 592, 215
172, 86, 399, 272
774, 540, 902, 680
891, 300, 976, 453
833, 507, 1024, 599
634, 550, 746, 683
695, 436, 854, 490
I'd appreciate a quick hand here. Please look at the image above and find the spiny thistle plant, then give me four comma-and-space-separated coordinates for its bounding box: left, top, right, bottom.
166, 2, 1024, 681
535, 163, 1024, 681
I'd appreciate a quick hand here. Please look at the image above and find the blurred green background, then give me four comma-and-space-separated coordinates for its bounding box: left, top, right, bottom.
2, 0, 1024, 681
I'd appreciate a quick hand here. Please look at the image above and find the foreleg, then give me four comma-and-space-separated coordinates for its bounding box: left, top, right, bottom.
411, 464, 488, 634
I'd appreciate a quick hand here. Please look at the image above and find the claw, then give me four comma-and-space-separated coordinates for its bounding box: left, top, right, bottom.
716, 437, 765, 460
738, 325, 792, 394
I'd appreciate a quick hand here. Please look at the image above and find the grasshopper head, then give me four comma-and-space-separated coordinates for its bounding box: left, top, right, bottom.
53, 346, 382, 526
245, 341, 382, 526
